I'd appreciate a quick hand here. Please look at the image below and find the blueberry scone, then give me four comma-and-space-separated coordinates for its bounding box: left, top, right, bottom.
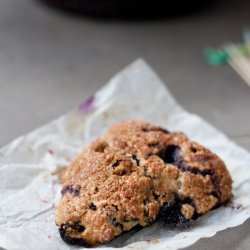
55, 120, 232, 246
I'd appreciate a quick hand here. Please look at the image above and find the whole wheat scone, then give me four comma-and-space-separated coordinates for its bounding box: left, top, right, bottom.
55, 120, 232, 246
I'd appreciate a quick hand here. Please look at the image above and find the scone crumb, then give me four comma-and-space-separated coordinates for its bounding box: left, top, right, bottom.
181, 204, 195, 220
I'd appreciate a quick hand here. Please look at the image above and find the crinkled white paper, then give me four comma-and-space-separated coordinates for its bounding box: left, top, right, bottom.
1, 59, 250, 250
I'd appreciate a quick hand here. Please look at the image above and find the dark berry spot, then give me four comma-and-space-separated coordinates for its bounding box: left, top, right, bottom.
74, 187, 81, 196
153, 193, 159, 199
121, 170, 127, 176
189, 167, 198, 174
61, 185, 81, 196
200, 169, 212, 176
159, 195, 198, 225
157, 145, 191, 171
148, 143, 159, 147
62, 222, 85, 233
72, 223, 85, 233
160, 201, 189, 224
210, 173, 221, 200
211, 191, 219, 199
108, 216, 123, 229
59, 225, 88, 246
191, 147, 197, 153
158, 145, 181, 164
89, 202, 97, 210
64, 221, 85, 233
132, 155, 140, 166
112, 160, 121, 168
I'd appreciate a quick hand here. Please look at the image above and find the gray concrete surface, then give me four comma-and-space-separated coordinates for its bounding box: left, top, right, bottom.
0, 0, 249, 249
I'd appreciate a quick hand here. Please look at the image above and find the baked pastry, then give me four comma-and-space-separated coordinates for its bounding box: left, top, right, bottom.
55, 120, 232, 246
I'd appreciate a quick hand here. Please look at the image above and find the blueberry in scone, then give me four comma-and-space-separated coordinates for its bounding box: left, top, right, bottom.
55, 120, 232, 246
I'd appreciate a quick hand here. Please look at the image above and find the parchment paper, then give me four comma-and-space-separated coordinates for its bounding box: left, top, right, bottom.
1, 59, 250, 250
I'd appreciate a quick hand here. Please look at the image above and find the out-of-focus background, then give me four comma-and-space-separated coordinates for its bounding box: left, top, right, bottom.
0, 1, 250, 248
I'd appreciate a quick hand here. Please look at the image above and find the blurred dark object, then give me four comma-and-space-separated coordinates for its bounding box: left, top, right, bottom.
40, 0, 216, 19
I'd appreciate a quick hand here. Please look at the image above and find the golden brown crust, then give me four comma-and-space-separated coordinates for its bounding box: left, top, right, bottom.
55, 120, 232, 246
